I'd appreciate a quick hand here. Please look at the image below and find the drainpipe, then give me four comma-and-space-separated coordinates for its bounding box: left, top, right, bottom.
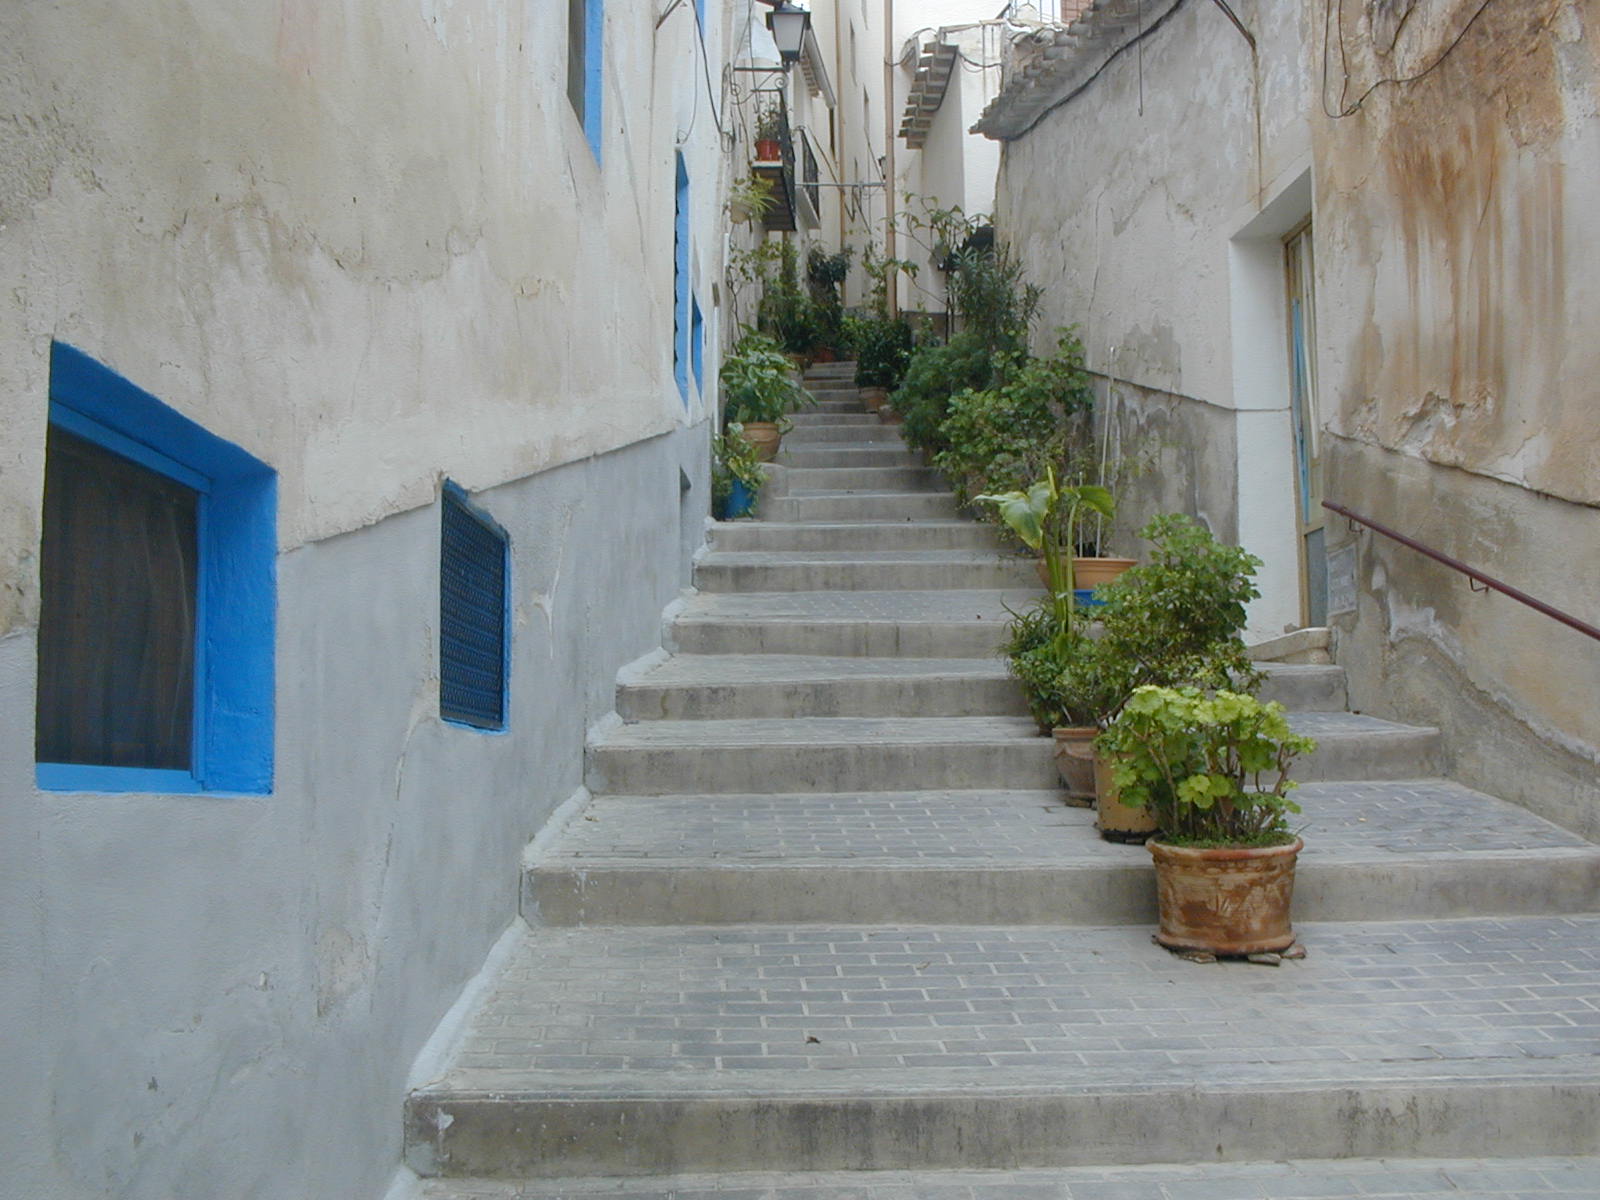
884, 0, 897, 313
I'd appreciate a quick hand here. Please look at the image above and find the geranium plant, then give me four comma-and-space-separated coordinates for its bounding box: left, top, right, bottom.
1096, 686, 1316, 847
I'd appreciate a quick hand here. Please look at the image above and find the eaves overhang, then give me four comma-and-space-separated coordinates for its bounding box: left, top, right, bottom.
799, 26, 835, 109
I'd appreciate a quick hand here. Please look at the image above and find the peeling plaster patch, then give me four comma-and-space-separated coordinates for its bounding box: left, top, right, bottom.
1383, 587, 1600, 768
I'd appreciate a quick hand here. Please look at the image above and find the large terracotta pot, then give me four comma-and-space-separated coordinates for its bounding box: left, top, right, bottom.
1072, 556, 1137, 589
1094, 755, 1158, 843
755, 138, 782, 162
740, 422, 782, 463
1051, 727, 1096, 807
860, 386, 888, 412
1148, 837, 1303, 955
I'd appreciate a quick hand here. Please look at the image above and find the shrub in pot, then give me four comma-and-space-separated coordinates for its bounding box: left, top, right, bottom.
720, 331, 813, 461
854, 316, 914, 407
1097, 685, 1317, 955
1004, 608, 1131, 805
712, 423, 766, 519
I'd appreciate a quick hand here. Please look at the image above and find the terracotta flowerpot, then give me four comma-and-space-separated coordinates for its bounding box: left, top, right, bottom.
1072, 556, 1137, 589
860, 386, 888, 411
740, 422, 782, 463
1051, 727, 1097, 807
878, 406, 903, 424
1094, 755, 1158, 843
1149, 837, 1303, 956
755, 139, 782, 162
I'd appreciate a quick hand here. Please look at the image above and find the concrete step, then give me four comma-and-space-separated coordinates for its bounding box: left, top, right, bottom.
807, 399, 864, 414
788, 411, 878, 426
783, 426, 912, 445
526, 781, 1600, 926
1256, 661, 1349, 712
777, 446, 920, 469
404, 915, 1600, 1178
422, 1157, 1600, 1199
586, 716, 1054, 795
692, 550, 1041, 593
585, 710, 1432, 795
784, 465, 944, 491
1290, 710, 1443, 780
668, 589, 1034, 657
762, 491, 963, 522
616, 655, 1344, 722
616, 655, 1027, 720
804, 361, 857, 378
709, 521, 1001, 553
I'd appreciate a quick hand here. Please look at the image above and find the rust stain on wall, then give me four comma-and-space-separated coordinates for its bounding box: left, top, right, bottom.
1320, 0, 1596, 505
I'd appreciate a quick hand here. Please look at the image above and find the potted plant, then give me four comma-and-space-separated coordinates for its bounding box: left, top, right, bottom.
853, 316, 913, 410
977, 467, 1114, 638
753, 105, 783, 162
1097, 685, 1316, 955
712, 423, 766, 519
720, 331, 814, 461
1003, 608, 1130, 806
728, 174, 777, 225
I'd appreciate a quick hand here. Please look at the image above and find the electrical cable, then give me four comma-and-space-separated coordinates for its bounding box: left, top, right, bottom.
1320, 0, 1498, 119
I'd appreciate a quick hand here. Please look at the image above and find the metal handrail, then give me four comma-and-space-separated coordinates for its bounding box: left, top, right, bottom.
1322, 500, 1600, 644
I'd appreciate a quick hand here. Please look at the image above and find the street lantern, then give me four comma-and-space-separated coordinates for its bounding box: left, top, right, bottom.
765, 3, 810, 67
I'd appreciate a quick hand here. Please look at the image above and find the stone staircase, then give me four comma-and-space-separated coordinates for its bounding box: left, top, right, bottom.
404, 362, 1600, 1197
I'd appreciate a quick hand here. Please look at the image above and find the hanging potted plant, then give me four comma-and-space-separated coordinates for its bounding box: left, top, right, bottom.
728, 175, 777, 226
1097, 685, 1317, 956
720, 331, 814, 461
753, 105, 783, 163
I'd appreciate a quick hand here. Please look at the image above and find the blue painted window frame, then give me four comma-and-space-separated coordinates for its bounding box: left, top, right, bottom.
438, 481, 511, 734
673, 154, 691, 405
569, 0, 604, 161
37, 342, 277, 795
691, 296, 705, 396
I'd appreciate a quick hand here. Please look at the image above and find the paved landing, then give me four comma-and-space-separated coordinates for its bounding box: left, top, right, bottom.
437, 916, 1600, 1084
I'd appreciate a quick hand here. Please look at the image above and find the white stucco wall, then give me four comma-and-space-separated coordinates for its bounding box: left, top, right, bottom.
992, 0, 1314, 638
0, 1, 727, 1195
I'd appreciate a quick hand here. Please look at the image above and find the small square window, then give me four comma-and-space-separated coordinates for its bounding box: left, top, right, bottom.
439, 484, 509, 731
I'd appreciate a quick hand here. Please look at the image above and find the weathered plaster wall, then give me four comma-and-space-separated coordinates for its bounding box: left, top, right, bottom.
0, 0, 726, 1194
992, 0, 1316, 637
0, 0, 723, 637
1314, 0, 1600, 829
0, 427, 709, 1200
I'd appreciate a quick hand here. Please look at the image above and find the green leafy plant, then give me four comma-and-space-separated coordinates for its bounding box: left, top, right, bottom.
1096, 686, 1316, 846
711, 421, 766, 514
806, 246, 854, 357
728, 174, 777, 224
1094, 514, 1263, 693
758, 240, 819, 358
948, 245, 1041, 356
888, 330, 997, 456
853, 316, 914, 389
720, 331, 812, 426
934, 333, 1095, 506
1006, 616, 1133, 732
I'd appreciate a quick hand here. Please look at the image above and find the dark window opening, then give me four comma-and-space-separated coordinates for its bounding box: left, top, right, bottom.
567, 0, 588, 122
36, 427, 199, 770
440, 485, 509, 731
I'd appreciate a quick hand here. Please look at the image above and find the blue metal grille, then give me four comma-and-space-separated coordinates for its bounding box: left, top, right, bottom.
440, 486, 508, 730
